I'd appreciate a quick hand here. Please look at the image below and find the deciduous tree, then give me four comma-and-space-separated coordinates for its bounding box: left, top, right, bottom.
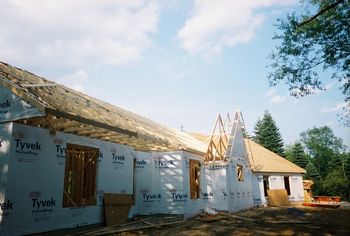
300, 126, 345, 177
268, 0, 349, 124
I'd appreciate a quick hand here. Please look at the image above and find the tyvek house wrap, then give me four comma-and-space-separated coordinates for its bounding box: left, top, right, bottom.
201, 114, 254, 212
0, 84, 45, 122
0, 123, 134, 236
130, 151, 204, 217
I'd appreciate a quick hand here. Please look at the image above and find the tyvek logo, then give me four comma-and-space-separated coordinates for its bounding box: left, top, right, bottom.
0, 200, 14, 217
171, 192, 188, 201
112, 153, 125, 164
201, 191, 214, 199
1, 200, 14, 210
154, 159, 175, 168
15, 138, 41, 156
135, 160, 147, 168
32, 198, 56, 209
207, 164, 228, 170
56, 145, 66, 158
32, 198, 56, 214
142, 193, 161, 202
0, 100, 11, 114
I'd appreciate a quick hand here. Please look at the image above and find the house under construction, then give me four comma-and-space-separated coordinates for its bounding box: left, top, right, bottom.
0, 61, 305, 235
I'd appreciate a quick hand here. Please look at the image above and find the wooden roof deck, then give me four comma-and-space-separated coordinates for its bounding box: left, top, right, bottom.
0, 61, 206, 154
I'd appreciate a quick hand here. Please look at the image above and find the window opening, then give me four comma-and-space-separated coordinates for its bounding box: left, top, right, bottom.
189, 160, 201, 199
237, 164, 244, 181
284, 176, 291, 195
263, 176, 269, 197
62, 143, 98, 208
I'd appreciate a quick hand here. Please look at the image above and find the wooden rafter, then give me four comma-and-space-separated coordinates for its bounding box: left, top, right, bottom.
1, 61, 207, 154
205, 114, 230, 163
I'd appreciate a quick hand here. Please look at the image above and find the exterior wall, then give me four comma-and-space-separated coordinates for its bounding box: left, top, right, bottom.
129, 151, 158, 215
253, 173, 305, 206
182, 152, 205, 217
0, 123, 134, 236
226, 114, 254, 212
202, 159, 254, 213
155, 151, 185, 214
203, 163, 229, 211
226, 161, 254, 212
130, 151, 205, 217
0, 122, 13, 230
288, 175, 305, 203
202, 114, 255, 213
251, 175, 264, 206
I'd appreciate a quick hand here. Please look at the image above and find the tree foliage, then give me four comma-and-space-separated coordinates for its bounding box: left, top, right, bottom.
322, 169, 349, 197
268, 0, 350, 124
286, 142, 309, 168
253, 111, 285, 156
304, 161, 321, 180
300, 126, 345, 177
298, 125, 349, 199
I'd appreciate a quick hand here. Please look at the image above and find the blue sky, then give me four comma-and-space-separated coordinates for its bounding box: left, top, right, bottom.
0, 0, 348, 147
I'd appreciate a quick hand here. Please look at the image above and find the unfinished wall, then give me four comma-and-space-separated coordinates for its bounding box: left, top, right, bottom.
202, 160, 254, 213
255, 174, 304, 206
130, 151, 205, 217
226, 117, 254, 212
130, 151, 159, 216
202, 163, 229, 211
288, 175, 305, 203
0, 122, 13, 236
201, 112, 255, 213
0, 123, 134, 236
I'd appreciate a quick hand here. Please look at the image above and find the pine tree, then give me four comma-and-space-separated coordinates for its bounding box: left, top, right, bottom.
287, 142, 309, 169
253, 111, 285, 156
304, 162, 321, 180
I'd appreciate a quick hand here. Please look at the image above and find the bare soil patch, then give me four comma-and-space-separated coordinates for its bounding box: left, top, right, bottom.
36, 202, 350, 236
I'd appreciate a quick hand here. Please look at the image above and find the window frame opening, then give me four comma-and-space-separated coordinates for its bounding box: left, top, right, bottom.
189, 160, 201, 199
62, 143, 99, 208
237, 164, 244, 181
263, 176, 270, 197
284, 176, 291, 196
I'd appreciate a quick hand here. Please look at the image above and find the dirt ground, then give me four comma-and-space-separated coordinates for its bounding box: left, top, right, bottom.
36, 202, 350, 236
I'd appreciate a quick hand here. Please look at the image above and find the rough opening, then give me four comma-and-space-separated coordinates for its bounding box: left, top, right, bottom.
263, 176, 269, 197
189, 160, 201, 199
237, 164, 244, 181
284, 176, 291, 196
62, 143, 98, 208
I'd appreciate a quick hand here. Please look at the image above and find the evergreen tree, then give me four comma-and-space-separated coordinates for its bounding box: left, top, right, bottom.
304, 162, 321, 180
253, 111, 285, 156
286, 142, 309, 169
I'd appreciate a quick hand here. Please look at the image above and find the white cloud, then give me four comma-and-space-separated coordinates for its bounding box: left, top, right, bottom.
265, 89, 276, 97
270, 95, 287, 103
0, 0, 160, 69
55, 70, 89, 92
177, 0, 294, 61
320, 102, 347, 113
265, 88, 287, 103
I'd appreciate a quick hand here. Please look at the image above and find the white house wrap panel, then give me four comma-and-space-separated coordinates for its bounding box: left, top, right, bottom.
0, 123, 133, 236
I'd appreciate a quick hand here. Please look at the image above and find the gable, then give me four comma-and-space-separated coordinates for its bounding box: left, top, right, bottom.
0, 85, 44, 122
